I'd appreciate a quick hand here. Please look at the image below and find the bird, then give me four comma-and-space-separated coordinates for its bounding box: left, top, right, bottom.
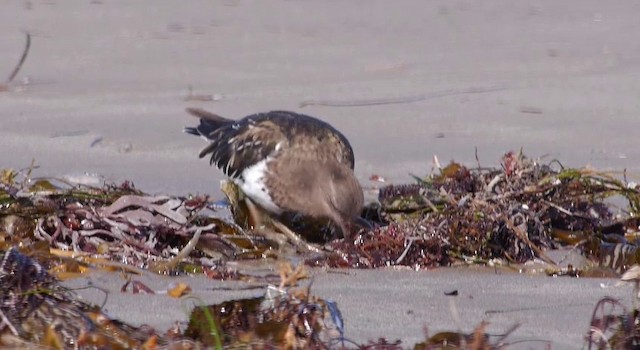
184, 108, 364, 249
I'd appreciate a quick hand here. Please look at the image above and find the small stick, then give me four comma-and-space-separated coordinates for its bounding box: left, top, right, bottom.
7, 32, 31, 83
395, 237, 416, 264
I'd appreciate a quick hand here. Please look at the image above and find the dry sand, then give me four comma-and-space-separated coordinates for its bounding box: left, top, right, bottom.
2, 1, 640, 348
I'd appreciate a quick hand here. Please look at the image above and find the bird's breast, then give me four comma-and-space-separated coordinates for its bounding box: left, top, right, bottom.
234, 157, 283, 215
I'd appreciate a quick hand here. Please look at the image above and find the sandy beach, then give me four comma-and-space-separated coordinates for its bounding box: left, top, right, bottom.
3, 1, 640, 348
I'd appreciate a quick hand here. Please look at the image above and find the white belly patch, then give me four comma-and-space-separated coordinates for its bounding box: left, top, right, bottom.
235, 158, 282, 214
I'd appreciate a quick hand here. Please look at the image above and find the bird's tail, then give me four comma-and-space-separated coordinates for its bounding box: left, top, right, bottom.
183, 108, 233, 140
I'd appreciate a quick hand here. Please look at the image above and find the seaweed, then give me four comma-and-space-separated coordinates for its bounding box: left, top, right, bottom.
0, 251, 358, 349
585, 266, 640, 349
4, 151, 640, 275
310, 151, 640, 270
4, 151, 640, 348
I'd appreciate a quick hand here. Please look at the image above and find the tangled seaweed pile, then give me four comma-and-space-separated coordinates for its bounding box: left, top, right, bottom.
0, 167, 286, 277
3, 152, 640, 275
317, 151, 640, 272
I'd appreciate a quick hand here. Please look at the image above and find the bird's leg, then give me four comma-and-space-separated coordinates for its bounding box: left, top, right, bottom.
243, 198, 290, 248
354, 216, 374, 230
244, 198, 264, 230
270, 219, 323, 254
244, 198, 322, 254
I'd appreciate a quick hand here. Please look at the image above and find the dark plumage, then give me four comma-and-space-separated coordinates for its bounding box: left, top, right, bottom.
184, 108, 364, 239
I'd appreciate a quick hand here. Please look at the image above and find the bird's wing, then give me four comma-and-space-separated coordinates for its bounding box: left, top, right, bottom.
199, 117, 287, 179
183, 108, 233, 139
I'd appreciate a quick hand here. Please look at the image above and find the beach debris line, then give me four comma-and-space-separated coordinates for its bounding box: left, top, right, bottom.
4, 150, 640, 273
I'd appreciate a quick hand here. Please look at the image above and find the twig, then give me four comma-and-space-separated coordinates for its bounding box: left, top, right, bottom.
395, 237, 416, 264
150, 227, 203, 273
6, 31, 31, 83
485, 174, 504, 194
433, 154, 441, 170
542, 200, 574, 216
271, 220, 323, 254
0, 310, 20, 336
542, 200, 594, 221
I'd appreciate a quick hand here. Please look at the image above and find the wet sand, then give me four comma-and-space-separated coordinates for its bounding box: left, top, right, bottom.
2, 1, 640, 348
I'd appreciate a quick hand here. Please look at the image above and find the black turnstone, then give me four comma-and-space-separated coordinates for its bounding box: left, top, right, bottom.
184, 108, 364, 242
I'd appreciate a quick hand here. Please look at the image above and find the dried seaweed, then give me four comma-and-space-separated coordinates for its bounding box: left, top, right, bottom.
415, 322, 506, 350
0, 248, 183, 349
312, 151, 640, 270
5, 150, 640, 277
0, 250, 351, 349
0, 249, 347, 349
184, 263, 346, 349
586, 265, 640, 350
5, 151, 640, 275
0, 170, 262, 278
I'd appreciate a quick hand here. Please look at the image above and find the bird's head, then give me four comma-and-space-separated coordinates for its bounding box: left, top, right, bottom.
319, 161, 364, 240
